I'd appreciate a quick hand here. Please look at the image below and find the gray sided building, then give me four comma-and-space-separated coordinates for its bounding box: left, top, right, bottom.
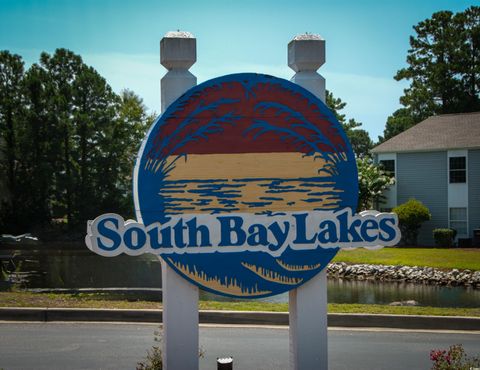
372, 112, 480, 246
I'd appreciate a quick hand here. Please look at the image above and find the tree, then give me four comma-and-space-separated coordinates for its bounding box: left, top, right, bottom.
356, 157, 395, 212
0, 51, 26, 230
326, 90, 373, 157
39, 49, 83, 226
396, 10, 464, 114
35, 50, 152, 227
0, 51, 24, 206
18, 62, 54, 226
97, 89, 153, 217
457, 6, 480, 111
378, 108, 416, 143
381, 6, 480, 142
347, 125, 374, 158
393, 199, 431, 246
0, 48, 152, 234
71, 63, 119, 222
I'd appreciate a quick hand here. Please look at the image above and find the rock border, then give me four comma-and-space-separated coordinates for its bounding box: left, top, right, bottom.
327, 263, 480, 288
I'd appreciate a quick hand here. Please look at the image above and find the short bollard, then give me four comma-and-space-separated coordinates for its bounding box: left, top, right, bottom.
217, 357, 233, 370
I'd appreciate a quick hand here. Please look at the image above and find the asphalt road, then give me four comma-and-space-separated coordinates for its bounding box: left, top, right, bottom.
0, 323, 479, 370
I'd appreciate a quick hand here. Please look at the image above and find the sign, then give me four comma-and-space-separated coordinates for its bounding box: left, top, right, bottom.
86, 73, 400, 298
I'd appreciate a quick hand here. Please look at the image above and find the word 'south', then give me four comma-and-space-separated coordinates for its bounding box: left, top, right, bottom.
86, 209, 400, 258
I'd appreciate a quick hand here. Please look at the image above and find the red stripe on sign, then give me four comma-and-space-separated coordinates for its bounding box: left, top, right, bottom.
149, 80, 344, 157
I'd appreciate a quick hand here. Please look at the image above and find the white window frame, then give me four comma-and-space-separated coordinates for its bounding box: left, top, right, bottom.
448, 156, 467, 184
447, 150, 469, 239
449, 207, 468, 238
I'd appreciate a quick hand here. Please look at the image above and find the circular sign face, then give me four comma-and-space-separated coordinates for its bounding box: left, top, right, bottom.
134, 73, 358, 298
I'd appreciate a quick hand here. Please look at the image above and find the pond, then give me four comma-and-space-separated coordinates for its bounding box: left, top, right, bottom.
1, 249, 479, 308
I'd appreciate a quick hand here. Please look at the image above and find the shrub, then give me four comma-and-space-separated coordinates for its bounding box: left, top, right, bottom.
137, 327, 163, 370
433, 229, 457, 248
136, 327, 204, 370
356, 157, 395, 212
430, 344, 480, 370
393, 199, 431, 246
136, 345, 162, 370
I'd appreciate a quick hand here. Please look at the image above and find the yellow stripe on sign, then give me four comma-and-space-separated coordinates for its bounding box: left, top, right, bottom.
165, 152, 328, 180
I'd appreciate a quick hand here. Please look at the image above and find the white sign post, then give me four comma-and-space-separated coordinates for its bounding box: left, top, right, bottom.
288, 34, 328, 370
159, 31, 199, 370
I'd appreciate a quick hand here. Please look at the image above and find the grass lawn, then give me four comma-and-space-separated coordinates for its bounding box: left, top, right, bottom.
333, 247, 480, 271
0, 291, 479, 317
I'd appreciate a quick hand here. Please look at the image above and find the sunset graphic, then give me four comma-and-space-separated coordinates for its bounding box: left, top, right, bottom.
135, 73, 358, 298
154, 152, 345, 215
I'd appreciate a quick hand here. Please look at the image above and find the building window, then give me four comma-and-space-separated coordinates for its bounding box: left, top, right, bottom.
449, 156, 466, 183
380, 159, 395, 178
449, 207, 468, 236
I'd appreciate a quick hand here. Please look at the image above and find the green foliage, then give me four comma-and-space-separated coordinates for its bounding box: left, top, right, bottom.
136, 328, 203, 370
380, 6, 480, 142
433, 228, 457, 248
378, 108, 416, 143
430, 344, 480, 370
137, 327, 163, 370
0, 49, 152, 233
326, 90, 373, 157
347, 128, 373, 158
356, 157, 395, 211
102, 89, 156, 216
0, 51, 26, 228
393, 199, 431, 246
137, 347, 163, 370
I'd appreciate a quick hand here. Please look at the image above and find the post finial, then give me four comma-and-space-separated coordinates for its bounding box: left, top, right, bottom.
288, 33, 325, 73
160, 30, 196, 70
288, 32, 325, 102
160, 30, 197, 112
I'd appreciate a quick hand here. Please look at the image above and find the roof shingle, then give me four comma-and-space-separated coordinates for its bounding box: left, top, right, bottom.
372, 112, 480, 153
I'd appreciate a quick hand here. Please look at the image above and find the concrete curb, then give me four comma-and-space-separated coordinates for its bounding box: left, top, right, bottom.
1, 307, 480, 331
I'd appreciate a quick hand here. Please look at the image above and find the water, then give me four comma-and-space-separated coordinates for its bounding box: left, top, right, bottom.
201, 279, 480, 308
2, 249, 162, 289
2, 249, 479, 308
160, 177, 343, 215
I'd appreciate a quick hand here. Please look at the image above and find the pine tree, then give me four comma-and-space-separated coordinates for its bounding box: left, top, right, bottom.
381, 6, 480, 142
0, 51, 25, 229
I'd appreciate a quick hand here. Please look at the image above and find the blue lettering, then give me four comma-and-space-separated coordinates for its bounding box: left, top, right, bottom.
318, 220, 338, 244
379, 217, 396, 242
247, 224, 268, 246
338, 211, 362, 243
124, 227, 146, 250
186, 218, 211, 247
360, 219, 378, 242
147, 226, 172, 249
173, 219, 187, 248
218, 216, 246, 246
268, 222, 290, 252
293, 213, 317, 244
97, 217, 121, 251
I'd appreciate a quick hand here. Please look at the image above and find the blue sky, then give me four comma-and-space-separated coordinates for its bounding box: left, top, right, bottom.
0, 0, 475, 141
